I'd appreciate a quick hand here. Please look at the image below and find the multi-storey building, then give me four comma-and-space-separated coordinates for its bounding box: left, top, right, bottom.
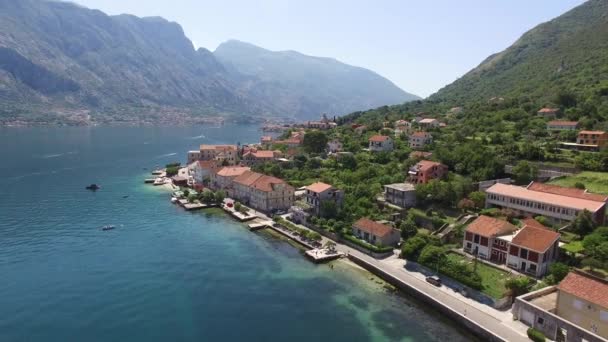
232, 171, 294, 213
199, 144, 238, 165
408, 160, 448, 184
368, 135, 393, 152
485, 182, 607, 225
577, 131, 608, 149
304, 182, 343, 216
409, 131, 433, 149
383, 183, 416, 208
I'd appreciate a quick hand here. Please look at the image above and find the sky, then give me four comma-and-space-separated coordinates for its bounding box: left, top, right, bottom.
73, 0, 586, 98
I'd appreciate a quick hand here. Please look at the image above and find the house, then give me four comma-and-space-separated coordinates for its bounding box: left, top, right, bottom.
547, 121, 579, 131
485, 182, 607, 225
199, 144, 238, 165
538, 108, 560, 118
209, 166, 251, 196
512, 270, 608, 342
327, 139, 343, 153
187, 150, 201, 164
418, 118, 440, 129
354, 125, 367, 135
189, 160, 219, 186
577, 131, 608, 149
241, 150, 281, 166
408, 160, 448, 184
368, 135, 394, 152
352, 218, 401, 247
506, 219, 560, 277
394, 119, 411, 128
274, 131, 305, 148
306, 121, 337, 130
383, 183, 416, 208
409, 151, 433, 160
304, 182, 343, 216
556, 272, 608, 338
463, 215, 519, 262
232, 171, 294, 213
409, 131, 433, 149
260, 136, 273, 145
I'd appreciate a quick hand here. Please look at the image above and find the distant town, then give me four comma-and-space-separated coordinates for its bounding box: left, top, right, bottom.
146, 111, 608, 342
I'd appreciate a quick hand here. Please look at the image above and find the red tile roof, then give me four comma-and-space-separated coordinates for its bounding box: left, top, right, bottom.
486, 183, 606, 212
353, 218, 396, 238
527, 182, 608, 203
306, 182, 333, 193
244, 150, 275, 158
465, 215, 518, 238
410, 151, 433, 159
547, 120, 579, 127
197, 160, 218, 169
558, 272, 608, 309
511, 226, 560, 253
369, 135, 390, 142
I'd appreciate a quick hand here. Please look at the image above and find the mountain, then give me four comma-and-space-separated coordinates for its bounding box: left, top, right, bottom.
0, 0, 417, 125
430, 0, 608, 106
214, 40, 419, 120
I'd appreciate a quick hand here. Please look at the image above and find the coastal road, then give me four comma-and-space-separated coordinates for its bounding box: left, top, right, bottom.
274, 216, 529, 342
336, 245, 530, 342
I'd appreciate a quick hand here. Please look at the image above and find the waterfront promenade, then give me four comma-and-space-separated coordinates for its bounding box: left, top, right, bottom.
273, 216, 530, 342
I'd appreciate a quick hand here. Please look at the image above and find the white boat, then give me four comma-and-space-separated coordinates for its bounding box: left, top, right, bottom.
153, 177, 164, 186
171, 197, 178, 203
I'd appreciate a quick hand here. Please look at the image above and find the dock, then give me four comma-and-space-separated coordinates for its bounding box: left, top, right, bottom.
182, 202, 218, 211
144, 178, 155, 184
305, 248, 344, 263
248, 221, 273, 231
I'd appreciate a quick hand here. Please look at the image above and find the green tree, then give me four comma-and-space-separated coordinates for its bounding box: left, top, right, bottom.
214, 190, 226, 203
505, 276, 533, 298
165, 166, 179, 177
400, 218, 418, 240
400, 235, 428, 260
572, 210, 596, 236
469, 191, 486, 209
548, 263, 570, 284
512, 160, 538, 184
319, 200, 338, 219
200, 189, 215, 203
418, 245, 446, 271
302, 130, 329, 153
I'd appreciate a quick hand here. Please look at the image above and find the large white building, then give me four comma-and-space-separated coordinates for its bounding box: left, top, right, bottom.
485, 182, 607, 225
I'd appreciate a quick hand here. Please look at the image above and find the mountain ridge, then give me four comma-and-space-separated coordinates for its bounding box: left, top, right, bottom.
0, 0, 416, 125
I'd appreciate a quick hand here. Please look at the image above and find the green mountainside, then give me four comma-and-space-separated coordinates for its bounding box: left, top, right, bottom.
343, 0, 608, 127
0, 0, 416, 125
430, 0, 608, 106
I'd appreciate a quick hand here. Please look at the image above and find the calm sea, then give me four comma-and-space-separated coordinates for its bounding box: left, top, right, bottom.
0, 125, 475, 342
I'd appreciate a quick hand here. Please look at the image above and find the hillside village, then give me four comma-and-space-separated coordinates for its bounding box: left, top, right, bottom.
151, 108, 608, 341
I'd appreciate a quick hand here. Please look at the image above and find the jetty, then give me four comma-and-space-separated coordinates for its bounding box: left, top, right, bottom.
305, 248, 343, 263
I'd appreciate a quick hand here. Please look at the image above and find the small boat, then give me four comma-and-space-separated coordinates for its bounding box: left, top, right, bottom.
153, 178, 164, 186
86, 184, 100, 191
122, 195, 129, 199
171, 197, 178, 203
102, 225, 116, 231
151, 169, 163, 175
144, 178, 155, 184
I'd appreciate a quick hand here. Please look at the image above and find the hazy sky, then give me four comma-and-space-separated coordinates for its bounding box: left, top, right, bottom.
73, 0, 585, 98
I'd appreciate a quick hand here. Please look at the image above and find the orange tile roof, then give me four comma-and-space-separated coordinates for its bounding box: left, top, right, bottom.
197, 160, 218, 169
547, 120, 578, 126
511, 226, 560, 253
410, 131, 430, 138
419, 118, 438, 123
415, 160, 445, 172
200, 144, 237, 151
244, 150, 275, 158
216, 166, 250, 177
465, 215, 517, 238
521, 218, 549, 230
234, 171, 291, 192
558, 272, 608, 309
487, 183, 606, 212
538, 108, 559, 113
306, 182, 333, 193
353, 218, 396, 238
579, 130, 606, 135
369, 135, 390, 142
410, 151, 433, 159
527, 182, 608, 203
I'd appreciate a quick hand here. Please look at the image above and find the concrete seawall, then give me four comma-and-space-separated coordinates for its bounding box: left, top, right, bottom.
347, 254, 508, 342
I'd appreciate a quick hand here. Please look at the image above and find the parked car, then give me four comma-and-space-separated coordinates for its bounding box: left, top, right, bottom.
425, 275, 441, 287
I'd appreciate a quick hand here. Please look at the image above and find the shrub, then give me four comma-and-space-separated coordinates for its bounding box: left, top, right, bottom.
527, 328, 546, 342
166, 166, 179, 177
343, 234, 393, 253
401, 235, 428, 260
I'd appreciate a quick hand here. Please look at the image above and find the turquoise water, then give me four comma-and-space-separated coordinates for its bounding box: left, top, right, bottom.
0, 125, 476, 341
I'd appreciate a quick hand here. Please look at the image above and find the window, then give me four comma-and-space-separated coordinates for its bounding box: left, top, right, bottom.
537, 317, 544, 325
601, 310, 608, 322
520, 248, 528, 259
573, 299, 584, 310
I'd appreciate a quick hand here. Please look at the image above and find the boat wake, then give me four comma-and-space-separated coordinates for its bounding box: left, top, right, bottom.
185, 134, 206, 140
155, 152, 177, 158
41, 151, 78, 159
